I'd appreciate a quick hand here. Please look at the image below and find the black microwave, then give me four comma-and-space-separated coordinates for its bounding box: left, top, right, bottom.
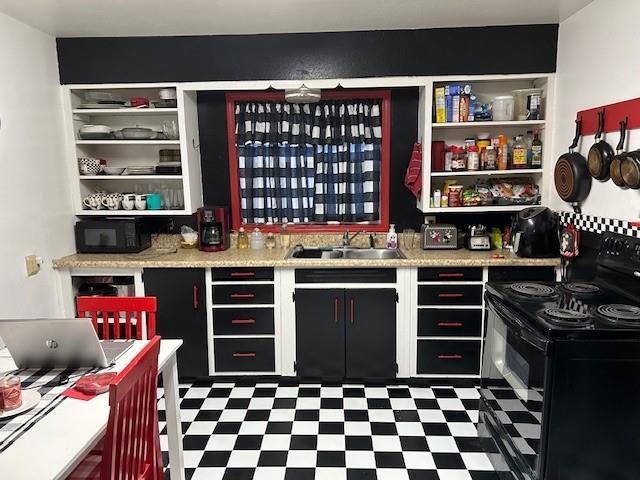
75, 219, 152, 253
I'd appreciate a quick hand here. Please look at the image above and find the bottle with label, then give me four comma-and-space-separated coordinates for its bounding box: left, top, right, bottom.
237, 227, 249, 249
279, 223, 291, 249
531, 130, 543, 168
512, 135, 528, 169
387, 224, 398, 249
467, 146, 480, 171
524, 130, 534, 166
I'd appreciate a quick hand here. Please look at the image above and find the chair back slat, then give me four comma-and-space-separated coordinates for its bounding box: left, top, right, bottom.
101, 336, 162, 480
76, 297, 157, 340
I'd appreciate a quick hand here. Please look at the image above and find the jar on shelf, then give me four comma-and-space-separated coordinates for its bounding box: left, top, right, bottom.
467, 146, 480, 171
482, 146, 497, 170
451, 147, 467, 171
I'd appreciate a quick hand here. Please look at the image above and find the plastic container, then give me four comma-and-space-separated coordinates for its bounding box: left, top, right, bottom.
250, 228, 265, 249
467, 146, 480, 171
492, 95, 515, 121
513, 88, 543, 120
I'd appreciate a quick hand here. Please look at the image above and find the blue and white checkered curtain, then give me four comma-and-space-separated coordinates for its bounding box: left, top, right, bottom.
235, 100, 382, 224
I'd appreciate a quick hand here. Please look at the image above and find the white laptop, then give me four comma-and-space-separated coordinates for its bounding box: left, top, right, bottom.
0, 318, 133, 369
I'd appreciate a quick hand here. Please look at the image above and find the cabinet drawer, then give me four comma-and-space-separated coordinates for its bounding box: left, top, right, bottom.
212, 267, 274, 281
214, 338, 275, 372
418, 267, 482, 282
418, 309, 482, 337
213, 308, 274, 335
417, 340, 480, 375
488, 266, 556, 282
418, 285, 483, 305
213, 284, 274, 304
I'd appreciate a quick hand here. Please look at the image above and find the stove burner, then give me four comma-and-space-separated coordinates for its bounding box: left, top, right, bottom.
560, 282, 601, 296
510, 283, 557, 299
596, 304, 640, 327
539, 308, 593, 327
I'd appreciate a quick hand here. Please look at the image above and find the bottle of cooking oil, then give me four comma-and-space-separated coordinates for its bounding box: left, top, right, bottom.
237, 227, 249, 249
530, 130, 543, 168
512, 134, 528, 169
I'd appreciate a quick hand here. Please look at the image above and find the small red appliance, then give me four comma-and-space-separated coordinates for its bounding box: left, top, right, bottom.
197, 206, 230, 252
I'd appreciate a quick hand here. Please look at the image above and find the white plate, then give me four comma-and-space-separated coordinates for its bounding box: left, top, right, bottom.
77, 103, 125, 109
0, 390, 42, 419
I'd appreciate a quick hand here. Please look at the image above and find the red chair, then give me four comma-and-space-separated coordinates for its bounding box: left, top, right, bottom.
68, 336, 164, 480
77, 296, 157, 340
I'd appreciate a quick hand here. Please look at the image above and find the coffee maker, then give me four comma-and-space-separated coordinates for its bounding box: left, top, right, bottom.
197, 207, 230, 252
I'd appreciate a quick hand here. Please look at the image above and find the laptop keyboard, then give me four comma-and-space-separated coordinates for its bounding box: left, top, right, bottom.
100, 340, 134, 363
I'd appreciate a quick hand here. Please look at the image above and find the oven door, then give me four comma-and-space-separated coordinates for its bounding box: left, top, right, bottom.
480, 293, 550, 480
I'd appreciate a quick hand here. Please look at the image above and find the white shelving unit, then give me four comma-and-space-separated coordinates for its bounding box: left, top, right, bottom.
61, 83, 203, 216
417, 73, 555, 213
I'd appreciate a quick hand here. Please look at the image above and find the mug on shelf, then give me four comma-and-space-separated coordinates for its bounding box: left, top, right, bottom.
101, 193, 122, 210
122, 193, 136, 211
78, 157, 102, 176
134, 194, 147, 210
82, 194, 103, 210
146, 193, 162, 210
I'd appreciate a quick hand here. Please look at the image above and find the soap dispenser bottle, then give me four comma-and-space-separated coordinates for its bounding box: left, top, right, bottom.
386, 224, 398, 249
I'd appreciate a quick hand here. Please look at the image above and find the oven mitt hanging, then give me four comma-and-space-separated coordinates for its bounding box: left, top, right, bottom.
560, 224, 580, 258
404, 142, 422, 199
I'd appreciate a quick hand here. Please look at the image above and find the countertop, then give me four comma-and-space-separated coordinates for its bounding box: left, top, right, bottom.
52, 247, 561, 269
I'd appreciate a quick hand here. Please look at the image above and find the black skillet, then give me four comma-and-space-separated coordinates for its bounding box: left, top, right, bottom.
610, 118, 628, 188
587, 109, 615, 181
554, 118, 592, 204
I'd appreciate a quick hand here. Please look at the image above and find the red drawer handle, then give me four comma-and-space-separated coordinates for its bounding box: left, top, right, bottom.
230, 272, 256, 277
193, 285, 198, 309
233, 352, 256, 357
438, 273, 464, 278
438, 293, 464, 298
230, 293, 255, 299
437, 322, 464, 327
438, 354, 463, 360
350, 298, 355, 324
231, 319, 256, 325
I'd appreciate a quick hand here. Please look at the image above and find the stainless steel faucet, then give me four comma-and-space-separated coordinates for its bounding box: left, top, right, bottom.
342, 230, 367, 247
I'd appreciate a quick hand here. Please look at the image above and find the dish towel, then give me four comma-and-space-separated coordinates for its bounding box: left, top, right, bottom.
404, 142, 423, 199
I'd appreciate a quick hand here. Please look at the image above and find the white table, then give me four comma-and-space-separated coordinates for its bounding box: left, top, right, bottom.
0, 339, 185, 480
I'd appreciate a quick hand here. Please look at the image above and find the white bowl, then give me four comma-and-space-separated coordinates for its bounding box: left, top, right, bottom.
103, 167, 126, 175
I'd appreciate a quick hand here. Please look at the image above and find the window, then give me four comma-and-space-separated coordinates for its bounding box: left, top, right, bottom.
226, 90, 390, 232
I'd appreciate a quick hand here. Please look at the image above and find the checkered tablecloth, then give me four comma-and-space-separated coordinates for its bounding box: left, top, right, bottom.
0, 366, 95, 453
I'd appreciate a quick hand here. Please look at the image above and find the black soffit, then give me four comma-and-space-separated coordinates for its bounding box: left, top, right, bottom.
56, 24, 558, 84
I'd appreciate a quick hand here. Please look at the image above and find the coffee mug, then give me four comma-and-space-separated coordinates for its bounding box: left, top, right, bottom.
83, 194, 102, 210
102, 194, 122, 210
146, 193, 162, 210
78, 157, 102, 176
122, 193, 135, 211
135, 194, 147, 210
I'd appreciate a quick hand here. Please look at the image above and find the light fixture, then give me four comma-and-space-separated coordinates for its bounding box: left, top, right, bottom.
284, 84, 321, 104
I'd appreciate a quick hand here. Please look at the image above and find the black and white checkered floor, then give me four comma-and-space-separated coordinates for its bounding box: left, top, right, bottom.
158, 380, 498, 480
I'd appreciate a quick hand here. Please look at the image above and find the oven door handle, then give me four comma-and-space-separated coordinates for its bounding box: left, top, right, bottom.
486, 293, 549, 354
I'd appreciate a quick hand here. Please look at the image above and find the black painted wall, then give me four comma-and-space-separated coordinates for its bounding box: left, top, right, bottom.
56, 25, 558, 84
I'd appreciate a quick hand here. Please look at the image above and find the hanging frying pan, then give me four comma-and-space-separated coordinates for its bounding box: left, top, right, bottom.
554, 118, 592, 204
610, 118, 628, 188
621, 149, 640, 189
587, 109, 614, 181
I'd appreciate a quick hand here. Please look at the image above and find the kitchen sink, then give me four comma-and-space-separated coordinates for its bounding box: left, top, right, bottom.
286, 246, 406, 260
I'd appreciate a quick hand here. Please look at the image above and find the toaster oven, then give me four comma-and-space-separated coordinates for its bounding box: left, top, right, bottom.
421, 223, 458, 249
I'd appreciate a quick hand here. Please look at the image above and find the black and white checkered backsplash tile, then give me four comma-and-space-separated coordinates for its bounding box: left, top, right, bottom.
559, 211, 640, 238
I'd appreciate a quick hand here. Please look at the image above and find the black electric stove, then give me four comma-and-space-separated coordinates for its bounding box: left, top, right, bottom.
479, 233, 640, 480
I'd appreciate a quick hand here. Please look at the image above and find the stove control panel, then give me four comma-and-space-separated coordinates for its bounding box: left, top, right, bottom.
599, 234, 640, 276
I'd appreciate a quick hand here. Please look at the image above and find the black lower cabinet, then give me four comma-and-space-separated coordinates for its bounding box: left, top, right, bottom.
295, 288, 396, 380
143, 268, 208, 379
295, 289, 345, 378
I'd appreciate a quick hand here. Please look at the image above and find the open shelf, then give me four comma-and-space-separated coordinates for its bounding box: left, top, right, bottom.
77, 209, 190, 216
76, 140, 181, 145
431, 169, 543, 177
423, 204, 537, 213
432, 120, 546, 129
79, 175, 183, 180
73, 108, 178, 115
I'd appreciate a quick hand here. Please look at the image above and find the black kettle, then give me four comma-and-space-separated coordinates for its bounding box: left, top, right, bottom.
512, 207, 560, 258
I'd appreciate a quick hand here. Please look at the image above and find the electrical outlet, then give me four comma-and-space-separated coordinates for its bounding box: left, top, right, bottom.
424, 215, 436, 225
25, 255, 42, 276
